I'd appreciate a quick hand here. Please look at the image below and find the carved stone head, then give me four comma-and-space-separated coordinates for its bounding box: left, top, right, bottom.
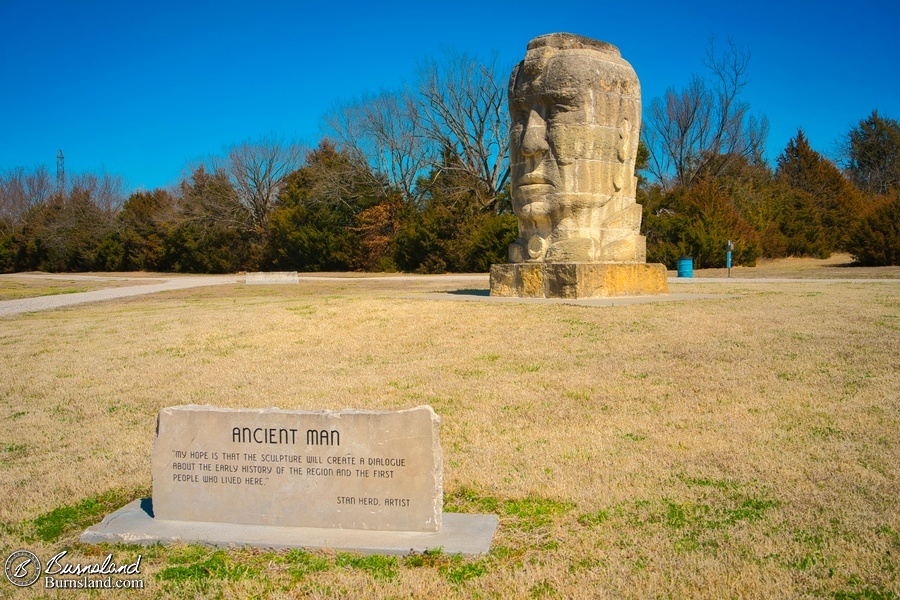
508, 33, 645, 263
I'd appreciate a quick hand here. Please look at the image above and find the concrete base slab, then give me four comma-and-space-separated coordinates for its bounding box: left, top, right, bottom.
80, 500, 498, 556
246, 272, 300, 285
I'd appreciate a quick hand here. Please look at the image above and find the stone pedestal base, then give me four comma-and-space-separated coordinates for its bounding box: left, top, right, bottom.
490, 263, 668, 299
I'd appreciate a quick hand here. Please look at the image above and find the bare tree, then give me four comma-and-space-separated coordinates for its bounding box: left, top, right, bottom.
326, 89, 433, 203
417, 50, 509, 210
325, 50, 510, 211
14, 169, 126, 271
644, 38, 769, 191
68, 171, 127, 216
0, 165, 53, 234
295, 140, 393, 216
223, 134, 305, 233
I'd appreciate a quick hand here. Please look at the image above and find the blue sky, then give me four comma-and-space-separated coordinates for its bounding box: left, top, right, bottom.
1, 0, 898, 192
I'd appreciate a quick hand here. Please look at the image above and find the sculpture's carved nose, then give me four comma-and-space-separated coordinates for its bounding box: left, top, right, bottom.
521, 109, 549, 158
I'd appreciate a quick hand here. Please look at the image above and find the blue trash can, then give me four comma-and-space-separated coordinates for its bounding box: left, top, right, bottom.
677, 256, 693, 278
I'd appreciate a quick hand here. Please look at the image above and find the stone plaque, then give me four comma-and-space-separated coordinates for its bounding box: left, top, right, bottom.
152, 405, 442, 532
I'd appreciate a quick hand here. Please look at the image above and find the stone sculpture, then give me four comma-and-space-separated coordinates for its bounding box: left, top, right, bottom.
490, 33, 668, 298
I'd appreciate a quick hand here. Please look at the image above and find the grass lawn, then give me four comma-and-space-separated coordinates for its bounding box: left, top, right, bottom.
0, 260, 897, 598
0, 273, 163, 301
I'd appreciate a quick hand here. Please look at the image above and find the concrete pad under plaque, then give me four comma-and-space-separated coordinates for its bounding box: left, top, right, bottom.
153, 405, 443, 532
246, 271, 300, 284
80, 499, 498, 556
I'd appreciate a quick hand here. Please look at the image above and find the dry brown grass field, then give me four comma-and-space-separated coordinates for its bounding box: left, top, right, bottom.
0, 257, 897, 598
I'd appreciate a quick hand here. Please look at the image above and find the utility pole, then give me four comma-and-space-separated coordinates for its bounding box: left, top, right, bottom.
56, 149, 65, 198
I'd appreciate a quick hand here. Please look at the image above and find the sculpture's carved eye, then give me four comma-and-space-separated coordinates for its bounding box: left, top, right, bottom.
545, 97, 581, 123
510, 102, 530, 125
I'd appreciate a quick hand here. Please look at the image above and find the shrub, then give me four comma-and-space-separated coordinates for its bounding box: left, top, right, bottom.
847, 193, 900, 266
643, 178, 760, 268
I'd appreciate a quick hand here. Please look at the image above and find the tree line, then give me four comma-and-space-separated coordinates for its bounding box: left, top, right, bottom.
639, 40, 899, 268
1, 44, 898, 273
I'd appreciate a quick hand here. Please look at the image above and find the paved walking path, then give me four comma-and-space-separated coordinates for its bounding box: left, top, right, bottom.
0, 272, 896, 318
0, 275, 241, 318
0, 273, 489, 318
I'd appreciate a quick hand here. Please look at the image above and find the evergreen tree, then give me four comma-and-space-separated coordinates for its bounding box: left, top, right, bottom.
265, 141, 383, 271
845, 110, 900, 195
392, 159, 515, 273
14, 189, 113, 272
641, 177, 761, 268
776, 130, 863, 252
162, 166, 251, 273
726, 160, 829, 259
106, 189, 177, 271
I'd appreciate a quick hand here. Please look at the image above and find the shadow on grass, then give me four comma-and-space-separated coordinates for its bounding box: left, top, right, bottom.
447, 289, 490, 297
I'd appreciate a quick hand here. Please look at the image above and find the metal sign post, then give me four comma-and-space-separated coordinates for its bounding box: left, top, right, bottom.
727, 240, 734, 278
